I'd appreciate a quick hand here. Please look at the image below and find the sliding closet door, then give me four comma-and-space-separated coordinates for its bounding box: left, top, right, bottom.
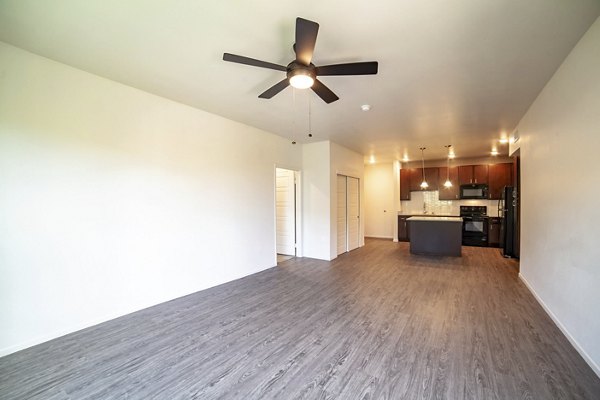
346, 176, 360, 251
336, 175, 348, 255
337, 175, 360, 255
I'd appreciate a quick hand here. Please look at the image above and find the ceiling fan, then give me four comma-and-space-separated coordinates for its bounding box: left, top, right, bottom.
223, 17, 378, 104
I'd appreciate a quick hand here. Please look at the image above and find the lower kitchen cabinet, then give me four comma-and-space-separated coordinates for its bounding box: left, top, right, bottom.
398, 216, 410, 242
488, 217, 501, 247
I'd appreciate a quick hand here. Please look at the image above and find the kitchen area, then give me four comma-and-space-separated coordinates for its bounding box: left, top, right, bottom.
397, 159, 520, 258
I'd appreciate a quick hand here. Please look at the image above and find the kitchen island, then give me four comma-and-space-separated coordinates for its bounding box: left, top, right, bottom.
407, 216, 463, 256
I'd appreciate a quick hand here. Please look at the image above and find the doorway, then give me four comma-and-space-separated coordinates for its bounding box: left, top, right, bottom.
276, 168, 298, 262
337, 174, 360, 255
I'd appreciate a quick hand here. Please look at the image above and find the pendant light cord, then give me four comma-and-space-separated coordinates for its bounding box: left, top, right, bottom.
421, 147, 426, 181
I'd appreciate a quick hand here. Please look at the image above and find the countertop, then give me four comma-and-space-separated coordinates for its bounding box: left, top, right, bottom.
399, 214, 459, 218
399, 213, 500, 219
407, 216, 463, 222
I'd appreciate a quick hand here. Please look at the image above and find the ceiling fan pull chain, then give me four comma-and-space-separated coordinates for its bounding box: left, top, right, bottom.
308, 94, 313, 138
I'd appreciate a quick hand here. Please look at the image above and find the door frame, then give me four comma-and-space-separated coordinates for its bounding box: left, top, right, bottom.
274, 165, 302, 264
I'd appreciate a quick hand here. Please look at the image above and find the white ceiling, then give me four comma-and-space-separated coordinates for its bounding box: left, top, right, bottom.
1, 0, 599, 161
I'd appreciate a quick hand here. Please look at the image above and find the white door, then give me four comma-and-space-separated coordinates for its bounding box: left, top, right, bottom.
337, 175, 348, 255
276, 168, 295, 255
347, 176, 360, 251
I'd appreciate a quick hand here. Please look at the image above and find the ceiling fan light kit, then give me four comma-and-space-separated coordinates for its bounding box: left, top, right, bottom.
223, 17, 378, 103
288, 66, 315, 89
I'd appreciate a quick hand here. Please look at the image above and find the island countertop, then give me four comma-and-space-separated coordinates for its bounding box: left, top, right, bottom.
407, 216, 462, 222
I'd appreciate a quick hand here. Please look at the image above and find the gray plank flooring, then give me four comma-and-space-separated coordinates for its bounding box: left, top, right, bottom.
1, 239, 599, 399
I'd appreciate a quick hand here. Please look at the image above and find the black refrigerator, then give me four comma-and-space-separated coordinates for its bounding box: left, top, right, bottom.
498, 186, 517, 258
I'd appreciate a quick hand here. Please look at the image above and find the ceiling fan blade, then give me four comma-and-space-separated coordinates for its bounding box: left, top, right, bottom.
258, 79, 290, 99
223, 53, 287, 71
311, 79, 339, 104
295, 18, 319, 66
316, 61, 378, 76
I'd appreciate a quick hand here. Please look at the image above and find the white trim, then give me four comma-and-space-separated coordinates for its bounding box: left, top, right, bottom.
294, 170, 303, 257
0, 264, 277, 357
274, 165, 303, 261
519, 273, 600, 378
365, 235, 394, 239
0, 310, 132, 357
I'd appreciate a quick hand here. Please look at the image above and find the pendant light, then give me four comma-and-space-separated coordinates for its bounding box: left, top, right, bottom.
444, 145, 453, 188
419, 147, 428, 189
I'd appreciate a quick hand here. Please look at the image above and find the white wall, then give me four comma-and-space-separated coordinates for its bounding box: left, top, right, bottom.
330, 142, 365, 259
301, 141, 331, 260
300, 141, 365, 261
0, 42, 302, 356
515, 17, 600, 375
364, 163, 395, 238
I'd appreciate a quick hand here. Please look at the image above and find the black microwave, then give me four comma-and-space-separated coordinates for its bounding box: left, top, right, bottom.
460, 184, 489, 199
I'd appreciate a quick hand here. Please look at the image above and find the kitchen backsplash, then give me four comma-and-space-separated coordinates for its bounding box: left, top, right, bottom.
400, 190, 500, 217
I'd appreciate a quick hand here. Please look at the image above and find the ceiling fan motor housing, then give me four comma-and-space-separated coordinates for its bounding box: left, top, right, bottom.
287, 61, 316, 81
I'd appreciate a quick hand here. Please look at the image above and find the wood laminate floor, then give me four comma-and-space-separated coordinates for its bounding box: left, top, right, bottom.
1, 239, 599, 399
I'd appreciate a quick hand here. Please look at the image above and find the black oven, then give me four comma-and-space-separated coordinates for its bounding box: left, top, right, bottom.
460, 184, 489, 199
460, 206, 488, 247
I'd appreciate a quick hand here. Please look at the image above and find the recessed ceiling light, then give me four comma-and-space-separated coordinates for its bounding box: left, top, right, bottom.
361, 104, 371, 112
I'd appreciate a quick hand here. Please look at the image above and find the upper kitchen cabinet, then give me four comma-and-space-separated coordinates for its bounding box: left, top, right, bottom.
424, 167, 439, 191
488, 163, 513, 199
438, 166, 459, 200
459, 165, 489, 184
407, 167, 439, 192
409, 168, 423, 192
400, 168, 411, 200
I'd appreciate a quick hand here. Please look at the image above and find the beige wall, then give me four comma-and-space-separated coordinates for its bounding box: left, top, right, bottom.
364, 163, 395, 238
516, 17, 600, 375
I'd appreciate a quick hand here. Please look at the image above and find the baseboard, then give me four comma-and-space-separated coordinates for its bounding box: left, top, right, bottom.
519, 273, 600, 378
364, 235, 394, 240
0, 264, 276, 358
0, 310, 141, 358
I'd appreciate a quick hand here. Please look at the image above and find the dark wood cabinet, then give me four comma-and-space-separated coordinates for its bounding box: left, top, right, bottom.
488, 217, 501, 247
409, 168, 423, 192
458, 165, 473, 185
474, 165, 489, 184
459, 165, 489, 184
424, 167, 439, 191
438, 166, 459, 200
400, 169, 411, 200
398, 216, 410, 242
401, 163, 505, 200
488, 163, 512, 199
408, 167, 438, 192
